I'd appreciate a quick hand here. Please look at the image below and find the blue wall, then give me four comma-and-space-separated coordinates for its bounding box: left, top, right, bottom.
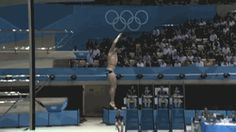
0, 4, 73, 29
0, 4, 73, 44
49, 5, 216, 50
0, 4, 216, 49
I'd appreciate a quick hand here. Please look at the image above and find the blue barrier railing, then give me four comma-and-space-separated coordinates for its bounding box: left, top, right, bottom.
0, 66, 236, 81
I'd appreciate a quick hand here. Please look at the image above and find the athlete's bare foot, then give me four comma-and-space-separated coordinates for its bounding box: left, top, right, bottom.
109, 102, 117, 110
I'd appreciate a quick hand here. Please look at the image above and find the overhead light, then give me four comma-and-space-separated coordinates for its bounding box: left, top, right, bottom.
70, 74, 77, 80
136, 74, 143, 79
36, 74, 41, 77
25, 46, 30, 50
200, 73, 207, 79
116, 74, 123, 80
157, 73, 164, 79
48, 74, 55, 80
5, 75, 13, 80
19, 75, 26, 77
223, 73, 230, 78
12, 29, 17, 32
23, 79, 29, 82
179, 73, 185, 79
41, 47, 46, 50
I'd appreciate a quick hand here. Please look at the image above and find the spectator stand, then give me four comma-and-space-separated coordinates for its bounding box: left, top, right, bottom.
78, 11, 236, 69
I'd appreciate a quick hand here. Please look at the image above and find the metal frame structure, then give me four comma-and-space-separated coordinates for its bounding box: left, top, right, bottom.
28, 0, 36, 130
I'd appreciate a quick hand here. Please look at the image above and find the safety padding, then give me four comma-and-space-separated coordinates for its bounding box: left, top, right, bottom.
102, 108, 126, 125
19, 112, 49, 127
140, 108, 154, 131
49, 110, 80, 126
126, 109, 139, 131
0, 113, 19, 128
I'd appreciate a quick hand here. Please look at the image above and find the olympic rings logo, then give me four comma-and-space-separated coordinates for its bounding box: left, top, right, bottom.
105, 9, 149, 32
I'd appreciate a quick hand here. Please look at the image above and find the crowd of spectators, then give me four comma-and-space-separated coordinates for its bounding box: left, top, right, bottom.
81, 12, 236, 68
142, 0, 235, 5
95, 0, 235, 5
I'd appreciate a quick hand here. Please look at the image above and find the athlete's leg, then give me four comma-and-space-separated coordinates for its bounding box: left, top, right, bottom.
108, 72, 117, 109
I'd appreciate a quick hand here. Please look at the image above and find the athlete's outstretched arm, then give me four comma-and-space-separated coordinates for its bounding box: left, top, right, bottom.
109, 33, 122, 52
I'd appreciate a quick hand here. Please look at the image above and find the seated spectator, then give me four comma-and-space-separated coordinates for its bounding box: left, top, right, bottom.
135, 43, 142, 56
226, 53, 232, 62
129, 59, 136, 67
223, 26, 230, 34
137, 60, 145, 67
152, 27, 160, 37
222, 46, 231, 55
156, 49, 164, 58
195, 59, 204, 67
143, 53, 152, 67
170, 45, 177, 55
199, 19, 206, 26
86, 49, 94, 67
215, 52, 224, 66
152, 53, 159, 66
187, 53, 194, 62
159, 60, 167, 67
99, 52, 106, 67
209, 32, 218, 42
174, 61, 181, 67
73, 46, 78, 51
123, 56, 130, 67
163, 45, 171, 56
221, 60, 230, 67
93, 45, 101, 59
179, 53, 187, 64
205, 59, 213, 67
228, 17, 235, 27
231, 53, 236, 66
